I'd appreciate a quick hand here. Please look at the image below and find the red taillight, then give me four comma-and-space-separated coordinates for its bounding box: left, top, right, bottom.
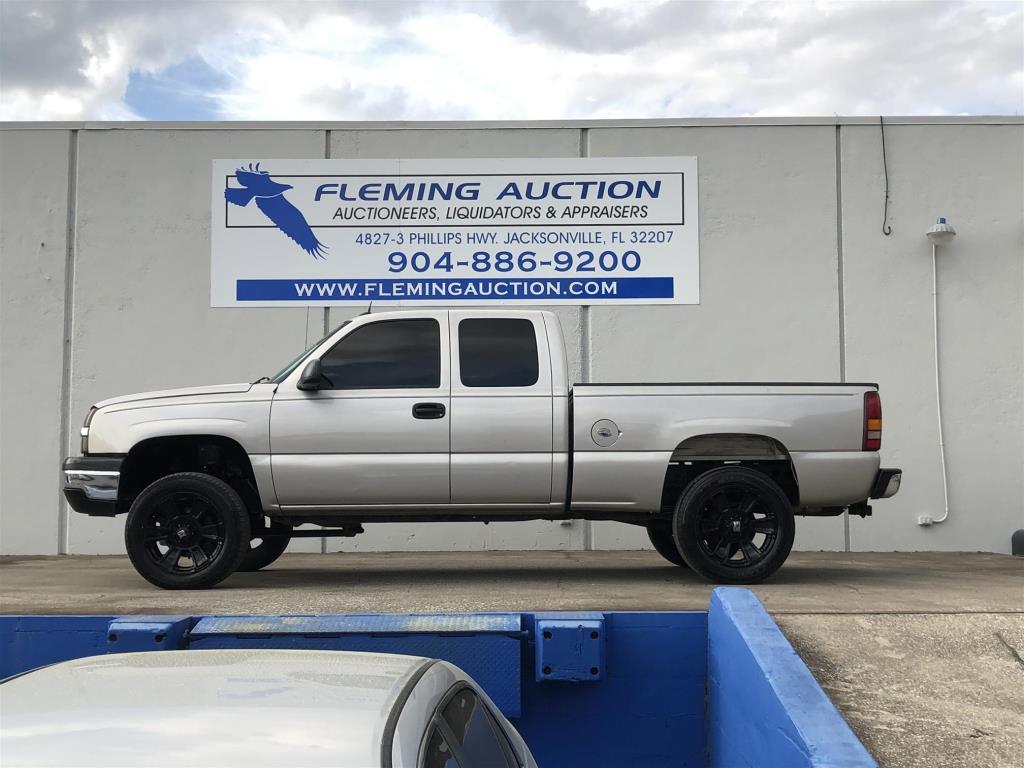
863, 391, 882, 451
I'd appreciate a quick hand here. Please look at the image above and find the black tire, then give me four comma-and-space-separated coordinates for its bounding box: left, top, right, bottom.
647, 520, 689, 567
673, 467, 795, 584
237, 518, 292, 572
124, 472, 251, 590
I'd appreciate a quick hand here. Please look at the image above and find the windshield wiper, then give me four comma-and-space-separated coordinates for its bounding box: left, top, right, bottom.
251, 376, 272, 384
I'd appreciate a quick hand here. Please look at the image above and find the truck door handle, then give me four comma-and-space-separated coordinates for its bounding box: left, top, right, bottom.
412, 402, 446, 419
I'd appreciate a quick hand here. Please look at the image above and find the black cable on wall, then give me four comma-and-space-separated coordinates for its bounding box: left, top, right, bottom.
880, 116, 893, 236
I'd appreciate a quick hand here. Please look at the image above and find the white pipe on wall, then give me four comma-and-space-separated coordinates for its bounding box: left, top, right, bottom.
928, 241, 951, 524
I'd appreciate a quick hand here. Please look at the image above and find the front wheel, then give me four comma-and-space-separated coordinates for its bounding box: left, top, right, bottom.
124, 472, 251, 590
673, 467, 795, 584
237, 518, 292, 572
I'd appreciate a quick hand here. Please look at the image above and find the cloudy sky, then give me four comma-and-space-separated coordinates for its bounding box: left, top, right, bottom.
1, 0, 1021, 121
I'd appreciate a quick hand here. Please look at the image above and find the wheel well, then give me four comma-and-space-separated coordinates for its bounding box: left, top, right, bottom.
658, 434, 799, 515
117, 436, 260, 515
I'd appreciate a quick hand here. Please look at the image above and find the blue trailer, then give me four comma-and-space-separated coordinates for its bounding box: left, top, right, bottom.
0, 588, 874, 768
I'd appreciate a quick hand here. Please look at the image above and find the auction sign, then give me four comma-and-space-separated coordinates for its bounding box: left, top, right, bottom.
211, 157, 698, 306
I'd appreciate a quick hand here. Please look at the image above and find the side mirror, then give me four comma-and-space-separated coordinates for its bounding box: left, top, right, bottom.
297, 359, 323, 391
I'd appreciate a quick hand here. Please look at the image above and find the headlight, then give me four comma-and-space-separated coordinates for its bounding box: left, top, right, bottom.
81, 407, 97, 454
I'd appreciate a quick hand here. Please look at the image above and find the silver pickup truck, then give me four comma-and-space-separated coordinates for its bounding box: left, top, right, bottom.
64, 309, 901, 589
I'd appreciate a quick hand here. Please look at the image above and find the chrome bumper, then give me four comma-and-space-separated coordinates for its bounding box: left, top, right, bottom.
64, 469, 119, 500
63, 456, 123, 516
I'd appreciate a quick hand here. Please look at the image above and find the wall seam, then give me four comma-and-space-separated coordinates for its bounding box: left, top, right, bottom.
836, 125, 851, 553
579, 127, 592, 386
578, 127, 594, 552
835, 126, 847, 384
321, 128, 331, 555
57, 129, 79, 555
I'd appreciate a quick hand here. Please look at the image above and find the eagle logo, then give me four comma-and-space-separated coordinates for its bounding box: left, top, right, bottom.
225, 163, 327, 259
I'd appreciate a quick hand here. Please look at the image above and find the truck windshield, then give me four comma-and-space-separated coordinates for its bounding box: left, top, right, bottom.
269, 321, 351, 384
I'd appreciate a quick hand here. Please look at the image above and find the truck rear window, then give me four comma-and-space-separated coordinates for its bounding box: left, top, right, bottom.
458, 318, 539, 387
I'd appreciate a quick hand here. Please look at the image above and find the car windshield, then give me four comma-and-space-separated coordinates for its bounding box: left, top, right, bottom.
269, 321, 351, 384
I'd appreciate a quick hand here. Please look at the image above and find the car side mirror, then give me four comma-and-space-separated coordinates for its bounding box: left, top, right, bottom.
297, 359, 323, 391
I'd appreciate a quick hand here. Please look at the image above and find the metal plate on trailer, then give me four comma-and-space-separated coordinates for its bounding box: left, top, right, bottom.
189, 613, 522, 636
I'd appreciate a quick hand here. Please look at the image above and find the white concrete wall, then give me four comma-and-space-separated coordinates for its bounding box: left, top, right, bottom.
1, 130, 70, 554
1, 118, 1020, 556
840, 123, 1024, 554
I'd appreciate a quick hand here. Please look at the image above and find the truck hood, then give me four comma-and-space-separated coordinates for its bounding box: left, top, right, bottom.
94, 382, 255, 410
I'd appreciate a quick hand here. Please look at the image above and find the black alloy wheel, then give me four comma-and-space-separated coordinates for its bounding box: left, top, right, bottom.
125, 473, 250, 589
673, 466, 795, 584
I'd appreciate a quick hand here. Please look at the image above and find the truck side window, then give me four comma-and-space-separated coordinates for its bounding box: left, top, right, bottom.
441, 688, 515, 767
319, 318, 440, 389
458, 318, 538, 387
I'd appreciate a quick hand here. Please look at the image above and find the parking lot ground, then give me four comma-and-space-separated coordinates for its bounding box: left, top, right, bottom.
1, 550, 1019, 614
778, 612, 1024, 768
2, 550, 1022, 768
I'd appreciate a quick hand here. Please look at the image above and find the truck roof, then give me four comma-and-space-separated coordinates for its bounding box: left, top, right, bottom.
0, 649, 429, 767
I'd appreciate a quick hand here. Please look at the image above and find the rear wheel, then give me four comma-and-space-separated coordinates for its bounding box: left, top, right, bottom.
124, 472, 250, 590
238, 518, 292, 572
646, 520, 689, 567
673, 467, 795, 584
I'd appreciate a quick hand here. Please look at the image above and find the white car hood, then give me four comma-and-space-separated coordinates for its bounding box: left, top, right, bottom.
94, 382, 254, 409
0, 650, 424, 768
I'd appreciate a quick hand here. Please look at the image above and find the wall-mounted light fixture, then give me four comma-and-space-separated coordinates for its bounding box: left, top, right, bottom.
926, 217, 957, 246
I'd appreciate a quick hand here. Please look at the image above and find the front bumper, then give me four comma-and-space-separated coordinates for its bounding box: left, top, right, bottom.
63, 456, 123, 516
870, 468, 902, 499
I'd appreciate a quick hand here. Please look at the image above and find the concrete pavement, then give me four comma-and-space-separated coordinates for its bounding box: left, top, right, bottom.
1, 550, 1021, 614
779, 612, 1024, 768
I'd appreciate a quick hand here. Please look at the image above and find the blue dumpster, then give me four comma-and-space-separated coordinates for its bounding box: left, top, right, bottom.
0, 588, 874, 768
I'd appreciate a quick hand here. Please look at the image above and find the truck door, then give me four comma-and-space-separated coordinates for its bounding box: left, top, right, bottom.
270, 314, 451, 507
448, 312, 554, 504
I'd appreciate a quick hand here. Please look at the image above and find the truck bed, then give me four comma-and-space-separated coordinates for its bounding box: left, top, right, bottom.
568, 380, 880, 512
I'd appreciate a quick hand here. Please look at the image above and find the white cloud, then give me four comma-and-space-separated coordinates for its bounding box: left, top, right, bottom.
1, 0, 1021, 121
